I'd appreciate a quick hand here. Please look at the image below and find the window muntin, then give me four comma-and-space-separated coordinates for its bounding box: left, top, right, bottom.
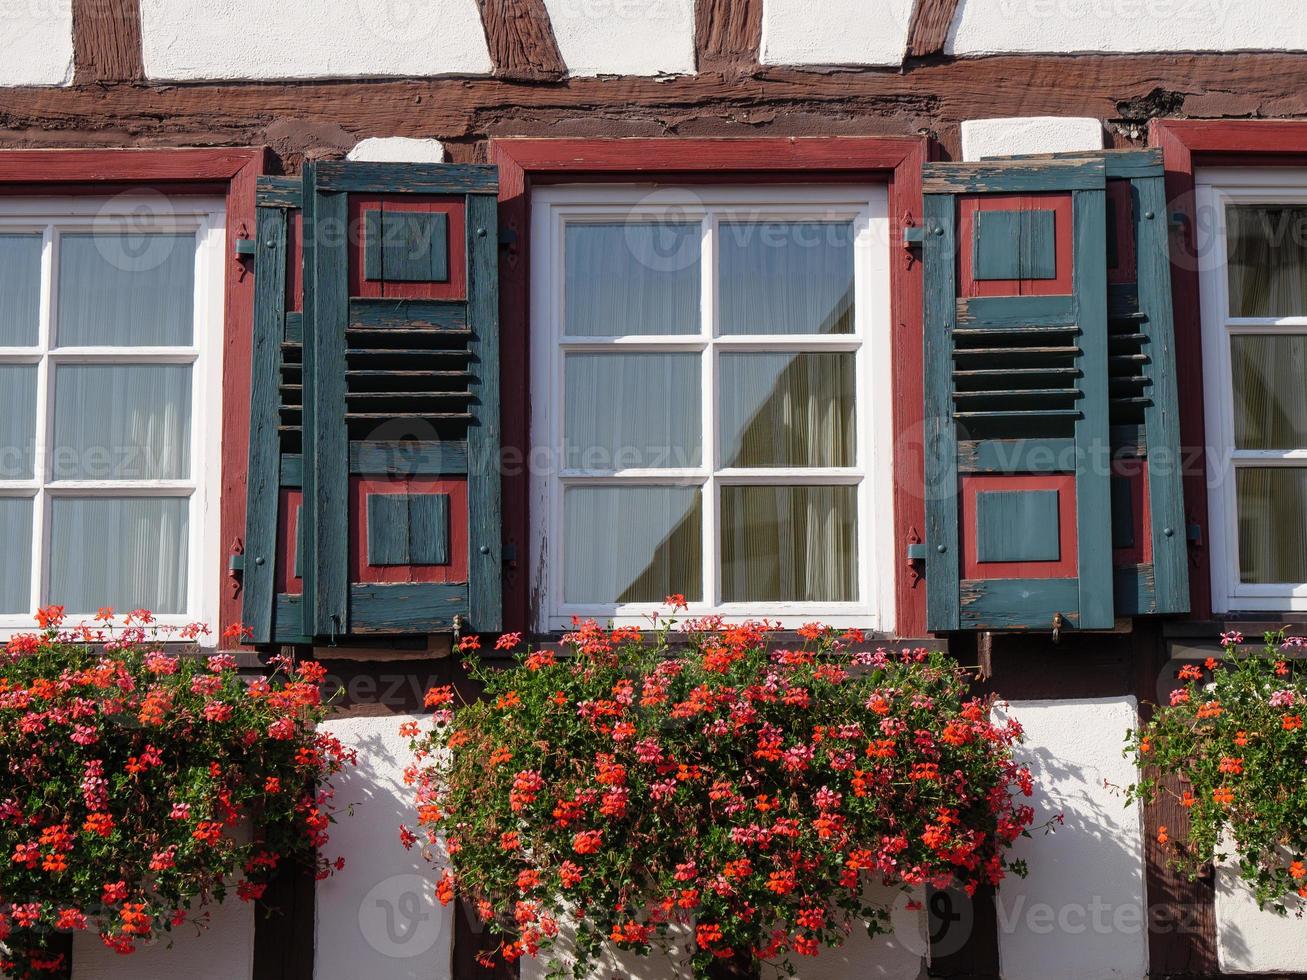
1199, 171, 1307, 610
0, 197, 224, 631
531, 186, 893, 630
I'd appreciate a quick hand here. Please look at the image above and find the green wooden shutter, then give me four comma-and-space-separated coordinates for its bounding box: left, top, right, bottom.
243, 176, 306, 644
923, 150, 1189, 632
924, 158, 1115, 632
245, 163, 502, 643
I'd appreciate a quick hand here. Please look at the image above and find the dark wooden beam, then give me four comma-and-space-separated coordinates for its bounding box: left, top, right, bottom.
695, 0, 763, 74
253, 856, 315, 980
475, 0, 566, 82
907, 0, 962, 58
71, 0, 144, 83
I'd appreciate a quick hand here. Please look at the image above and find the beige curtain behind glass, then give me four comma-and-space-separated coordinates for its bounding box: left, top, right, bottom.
1227, 206, 1307, 318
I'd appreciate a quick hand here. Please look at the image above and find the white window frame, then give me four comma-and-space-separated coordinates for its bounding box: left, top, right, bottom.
0, 194, 225, 639
1198, 167, 1307, 612
529, 184, 895, 632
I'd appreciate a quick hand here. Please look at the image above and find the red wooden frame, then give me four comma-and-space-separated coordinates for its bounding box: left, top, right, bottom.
349, 196, 468, 301
0, 147, 267, 645
958, 194, 1074, 298
1151, 120, 1307, 620
349, 477, 469, 585
490, 137, 928, 637
959, 474, 1079, 580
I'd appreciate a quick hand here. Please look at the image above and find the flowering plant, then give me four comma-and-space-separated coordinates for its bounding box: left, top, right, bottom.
405, 608, 1038, 978
0, 607, 355, 977
1127, 630, 1307, 913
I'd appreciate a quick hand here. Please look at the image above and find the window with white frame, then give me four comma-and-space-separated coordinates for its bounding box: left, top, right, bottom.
1199, 169, 1307, 611
530, 185, 894, 630
0, 196, 224, 631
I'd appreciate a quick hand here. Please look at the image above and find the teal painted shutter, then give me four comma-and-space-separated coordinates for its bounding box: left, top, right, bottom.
924, 158, 1115, 632
243, 177, 306, 644
246, 163, 502, 643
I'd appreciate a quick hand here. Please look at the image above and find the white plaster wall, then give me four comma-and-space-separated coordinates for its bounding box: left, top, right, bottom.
139, 0, 492, 80
993, 698, 1148, 980
542, 0, 695, 76
960, 117, 1104, 161
315, 715, 452, 980
950, 0, 1307, 55
1216, 857, 1307, 973
348, 138, 447, 164
0, 0, 73, 86
71, 890, 254, 980
761, 0, 915, 66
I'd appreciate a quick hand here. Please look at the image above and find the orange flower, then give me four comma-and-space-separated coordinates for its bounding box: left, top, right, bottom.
1290, 860, 1307, 881
1235, 731, 1249, 747
1283, 715, 1303, 731
1218, 756, 1244, 775
1212, 786, 1235, 806
1181, 790, 1195, 808
34, 605, 64, 630
572, 830, 602, 855
1157, 825, 1170, 845
1196, 701, 1223, 719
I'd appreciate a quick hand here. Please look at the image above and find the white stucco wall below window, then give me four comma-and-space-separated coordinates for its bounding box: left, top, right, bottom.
992, 698, 1148, 980
0, 0, 73, 86
139, 0, 492, 80
960, 117, 1104, 161
315, 715, 453, 980
1216, 860, 1307, 973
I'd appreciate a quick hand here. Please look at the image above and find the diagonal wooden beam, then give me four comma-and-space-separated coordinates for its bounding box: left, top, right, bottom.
695, 0, 762, 73
906, 0, 962, 58
72, 0, 144, 83
475, 0, 566, 82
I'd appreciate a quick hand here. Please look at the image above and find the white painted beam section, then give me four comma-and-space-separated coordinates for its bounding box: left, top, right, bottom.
761, 0, 915, 66
961, 117, 1104, 161
1217, 861, 1307, 973
140, 0, 492, 81
0, 0, 73, 86
71, 891, 254, 980
543, 0, 695, 76
348, 138, 447, 164
315, 716, 453, 980
950, 0, 1307, 54
993, 698, 1148, 980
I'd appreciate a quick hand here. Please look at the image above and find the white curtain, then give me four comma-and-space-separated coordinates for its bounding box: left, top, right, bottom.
719, 352, 855, 468
48, 497, 189, 613
0, 234, 41, 347
1227, 206, 1307, 318
0, 498, 32, 614
721, 485, 857, 602
57, 232, 196, 347
53, 364, 191, 480
1237, 468, 1307, 585
564, 222, 701, 336
0, 365, 36, 479
564, 486, 701, 604
719, 220, 854, 335
565, 352, 700, 470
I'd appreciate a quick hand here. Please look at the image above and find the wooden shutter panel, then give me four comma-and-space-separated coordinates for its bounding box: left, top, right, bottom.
923, 158, 1115, 632
243, 176, 306, 644
245, 164, 502, 643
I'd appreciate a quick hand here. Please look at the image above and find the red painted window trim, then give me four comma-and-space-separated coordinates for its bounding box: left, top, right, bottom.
0, 147, 267, 645
1151, 120, 1307, 621
489, 137, 928, 638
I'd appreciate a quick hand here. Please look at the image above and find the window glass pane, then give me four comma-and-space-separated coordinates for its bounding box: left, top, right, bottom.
0, 498, 32, 614
0, 234, 41, 347
1236, 467, 1307, 584
719, 220, 855, 335
721, 485, 857, 602
564, 486, 701, 603
720, 352, 856, 467
48, 497, 189, 614
565, 222, 701, 336
0, 365, 37, 479
565, 352, 701, 470
53, 365, 192, 480
57, 232, 196, 346
1227, 205, 1307, 318
1231, 335, 1307, 449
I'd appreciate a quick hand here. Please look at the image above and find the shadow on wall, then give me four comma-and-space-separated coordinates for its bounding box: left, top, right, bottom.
316, 717, 453, 980
990, 698, 1149, 980
1215, 855, 1307, 973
